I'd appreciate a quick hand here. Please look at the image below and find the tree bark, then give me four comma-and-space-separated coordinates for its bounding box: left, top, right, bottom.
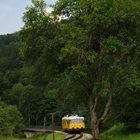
89, 87, 113, 140
91, 112, 100, 140
89, 94, 100, 140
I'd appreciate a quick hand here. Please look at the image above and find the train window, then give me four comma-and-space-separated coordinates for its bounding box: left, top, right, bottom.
70, 119, 83, 123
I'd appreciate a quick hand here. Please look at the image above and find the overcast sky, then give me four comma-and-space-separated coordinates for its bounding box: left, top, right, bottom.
0, 0, 57, 35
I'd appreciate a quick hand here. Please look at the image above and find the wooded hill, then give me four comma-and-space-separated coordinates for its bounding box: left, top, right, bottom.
0, 0, 140, 139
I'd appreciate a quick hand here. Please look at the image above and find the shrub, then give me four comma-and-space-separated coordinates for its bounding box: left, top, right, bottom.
0, 104, 24, 135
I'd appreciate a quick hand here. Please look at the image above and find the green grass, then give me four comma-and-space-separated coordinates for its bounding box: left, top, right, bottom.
45, 132, 66, 140
0, 132, 66, 140
32, 132, 66, 140
101, 124, 140, 140
0, 136, 27, 140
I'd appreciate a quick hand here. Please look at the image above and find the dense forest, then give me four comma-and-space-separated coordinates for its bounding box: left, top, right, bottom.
0, 0, 140, 139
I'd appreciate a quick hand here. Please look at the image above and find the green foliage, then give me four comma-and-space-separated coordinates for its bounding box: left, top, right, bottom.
20, 0, 57, 61
101, 124, 140, 140
0, 33, 21, 71
0, 33, 21, 99
112, 81, 140, 130
54, 0, 140, 131
0, 103, 24, 135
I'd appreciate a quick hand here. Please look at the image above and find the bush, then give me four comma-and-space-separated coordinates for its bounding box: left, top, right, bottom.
0, 103, 24, 135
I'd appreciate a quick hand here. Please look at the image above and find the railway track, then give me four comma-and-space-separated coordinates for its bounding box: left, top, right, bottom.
64, 133, 83, 140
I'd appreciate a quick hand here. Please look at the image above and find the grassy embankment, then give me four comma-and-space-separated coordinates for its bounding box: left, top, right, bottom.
101, 124, 140, 140
0, 132, 66, 140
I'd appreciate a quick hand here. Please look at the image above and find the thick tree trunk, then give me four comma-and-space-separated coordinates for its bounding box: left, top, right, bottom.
91, 112, 100, 140
92, 124, 99, 140
89, 94, 100, 139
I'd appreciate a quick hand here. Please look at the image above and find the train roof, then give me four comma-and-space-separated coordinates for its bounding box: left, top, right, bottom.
62, 115, 84, 120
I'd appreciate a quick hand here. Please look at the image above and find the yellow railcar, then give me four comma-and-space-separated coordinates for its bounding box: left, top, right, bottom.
62, 115, 85, 131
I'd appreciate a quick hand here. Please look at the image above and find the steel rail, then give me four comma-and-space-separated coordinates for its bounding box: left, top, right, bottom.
63, 133, 83, 140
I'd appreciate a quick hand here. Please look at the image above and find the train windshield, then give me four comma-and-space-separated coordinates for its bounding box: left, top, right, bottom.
70, 119, 83, 123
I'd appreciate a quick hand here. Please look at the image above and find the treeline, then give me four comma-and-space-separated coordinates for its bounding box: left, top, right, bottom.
0, 0, 140, 138
0, 33, 23, 135
0, 33, 59, 133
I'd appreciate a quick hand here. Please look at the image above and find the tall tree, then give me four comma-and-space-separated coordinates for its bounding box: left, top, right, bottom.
20, 0, 59, 126
54, 0, 140, 138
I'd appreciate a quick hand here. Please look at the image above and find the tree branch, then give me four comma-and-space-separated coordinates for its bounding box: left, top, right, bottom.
99, 87, 113, 121
89, 94, 93, 112
89, 94, 99, 113
93, 94, 99, 112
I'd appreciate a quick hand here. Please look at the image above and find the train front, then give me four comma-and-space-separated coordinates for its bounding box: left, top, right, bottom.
62, 115, 85, 131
